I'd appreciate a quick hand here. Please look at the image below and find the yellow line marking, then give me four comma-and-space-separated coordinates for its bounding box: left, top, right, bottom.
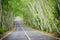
21, 27, 31, 40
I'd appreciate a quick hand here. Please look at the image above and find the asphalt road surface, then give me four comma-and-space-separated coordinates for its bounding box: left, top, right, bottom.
2, 20, 59, 40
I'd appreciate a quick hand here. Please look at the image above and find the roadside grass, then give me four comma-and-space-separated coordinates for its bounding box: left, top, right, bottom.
0, 25, 16, 38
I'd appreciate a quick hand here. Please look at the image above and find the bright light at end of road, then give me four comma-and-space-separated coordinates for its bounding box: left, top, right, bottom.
14, 16, 22, 21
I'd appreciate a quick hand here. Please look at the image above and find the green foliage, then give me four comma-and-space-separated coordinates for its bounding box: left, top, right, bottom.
58, 0, 60, 3
20, 0, 60, 35
1, 0, 60, 36
1, 0, 14, 34
0, 27, 4, 34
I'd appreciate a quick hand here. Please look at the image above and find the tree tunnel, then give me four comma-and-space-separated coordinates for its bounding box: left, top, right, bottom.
0, 0, 60, 37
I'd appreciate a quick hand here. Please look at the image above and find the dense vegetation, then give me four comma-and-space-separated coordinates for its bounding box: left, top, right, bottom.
22, 0, 60, 35
0, 0, 60, 37
0, 0, 15, 35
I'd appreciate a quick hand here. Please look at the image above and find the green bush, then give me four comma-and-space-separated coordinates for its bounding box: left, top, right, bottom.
0, 27, 4, 34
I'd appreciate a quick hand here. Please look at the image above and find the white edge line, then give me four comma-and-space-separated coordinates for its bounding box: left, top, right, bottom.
26, 27, 60, 40
21, 27, 31, 40
0, 27, 16, 40
0, 32, 13, 40
34, 29, 60, 40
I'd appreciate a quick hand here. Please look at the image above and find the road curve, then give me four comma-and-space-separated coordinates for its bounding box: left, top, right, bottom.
2, 20, 59, 40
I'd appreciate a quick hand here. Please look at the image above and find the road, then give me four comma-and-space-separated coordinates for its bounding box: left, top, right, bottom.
2, 20, 59, 40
